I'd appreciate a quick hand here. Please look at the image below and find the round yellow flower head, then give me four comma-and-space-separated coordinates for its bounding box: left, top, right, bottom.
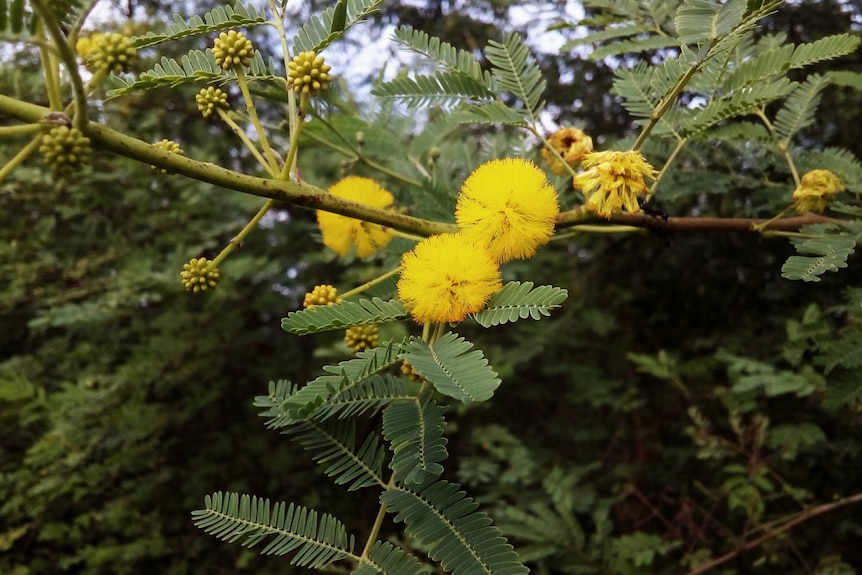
316, 177, 394, 258
303, 284, 341, 309
150, 139, 185, 175
792, 169, 844, 214
181, 257, 220, 293
85, 32, 136, 73
345, 324, 379, 353
213, 30, 254, 70
541, 127, 593, 176
574, 150, 657, 219
455, 158, 559, 264
288, 51, 333, 96
397, 233, 503, 324
196, 86, 229, 118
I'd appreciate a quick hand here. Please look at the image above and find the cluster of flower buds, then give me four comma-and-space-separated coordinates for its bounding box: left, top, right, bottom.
39, 126, 92, 173
180, 257, 220, 293
303, 284, 341, 309
344, 324, 379, 353
288, 51, 332, 96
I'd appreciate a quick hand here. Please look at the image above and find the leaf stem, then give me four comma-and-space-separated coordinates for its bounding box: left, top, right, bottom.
236, 67, 279, 173
0, 124, 44, 137
211, 198, 275, 267
0, 134, 43, 183
340, 267, 402, 300
216, 108, 277, 177
36, 21, 63, 111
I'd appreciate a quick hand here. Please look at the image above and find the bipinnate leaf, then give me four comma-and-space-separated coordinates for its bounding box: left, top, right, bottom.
131, 2, 267, 48
774, 74, 830, 145
392, 25, 492, 85
372, 73, 495, 108
815, 330, 862, 374
675, 0, 746, 45
192, 492, 354, 566
781, 226, 860, 282
282, 419, 387, 491
282, 298, 408, 335
258, 343, 406, 426
294, 0, 384, 53
107, 49, 279, 99
400, 333, 501, 404
473, 281, 568, 327
352, 541, 430, 575
382, 480, 528, 575
485, 32, 546, 120
383, 400, 447, 485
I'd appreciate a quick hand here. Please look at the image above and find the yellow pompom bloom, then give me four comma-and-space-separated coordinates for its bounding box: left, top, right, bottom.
303, 284, 341, 309
792, 169, 844, 214
574, 150, 657, 219
455, 158, 559, 264
316, 177, 394, 258
397, 233, 502, 324
541, 127, 593, 176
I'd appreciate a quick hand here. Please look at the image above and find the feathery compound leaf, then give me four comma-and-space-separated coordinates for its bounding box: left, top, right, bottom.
485, 32, 546, 120
400, 333, 501, 405
383, 400, 447, 486
192, 492, 355, 566
282, 419, 387, 490
790, 33, 860, 69
774, 74, 830, 145
815, 330, 862, 375
392, 25, 492, 85
472, 281, 568, 327
353, 541, 430, 575
683, 78, 796, 137
446, 103, 530, 127
294, 0, 384, 53
781, 225, 861, 282
675, 0, 746, 45
131, 2, 267, 48
589, 35, 682, 61
282, 298, 408, 335
372, 73, 495, 108
829, 71, 862, 91
106, 50, 280, 99
564, 23, 653, 49
259, 343, 406, 425
382, 480, 528, 575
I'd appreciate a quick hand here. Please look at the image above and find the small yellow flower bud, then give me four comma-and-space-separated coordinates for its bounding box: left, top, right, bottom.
213, 30, 254, 70
195, 86, 229, 118
287, 51, 333, 96
150, 139, 185, 175
39, 126, 92, 173
303, 285, 341, 309
345, 324, 379, 353
180, 257, 220, 293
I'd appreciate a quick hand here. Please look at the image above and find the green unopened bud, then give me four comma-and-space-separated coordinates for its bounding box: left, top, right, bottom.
287, 51, 332, 96
87, 32, 136, 73
195, 86, 229, 118
39, 126, 92, 173
180, 257, 220, 293
151, 139, 184, 175
213, 30, 254, 70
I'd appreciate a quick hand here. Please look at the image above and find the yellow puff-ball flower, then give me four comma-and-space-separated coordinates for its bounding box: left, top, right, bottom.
316, 177, 395, 258
792, 169, 844, 214
574, 150, 657, 219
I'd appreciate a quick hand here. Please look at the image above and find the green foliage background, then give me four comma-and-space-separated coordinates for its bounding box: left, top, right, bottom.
2, 1, 862, 574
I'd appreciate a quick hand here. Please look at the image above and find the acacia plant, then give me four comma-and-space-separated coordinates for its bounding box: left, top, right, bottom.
2, 0, 862, 574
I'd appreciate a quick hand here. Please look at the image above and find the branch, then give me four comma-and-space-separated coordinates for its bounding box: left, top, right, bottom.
0, 94, 454, 237
683, 492, 862, 575
0, 95, 841, 238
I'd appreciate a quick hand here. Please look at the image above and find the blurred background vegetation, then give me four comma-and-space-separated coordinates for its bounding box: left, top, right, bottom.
2, 1, 862, 574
